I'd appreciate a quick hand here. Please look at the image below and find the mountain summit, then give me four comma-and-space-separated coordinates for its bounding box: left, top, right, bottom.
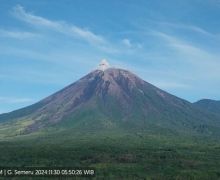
0, 63, 220, 136
97, 59, 110, 71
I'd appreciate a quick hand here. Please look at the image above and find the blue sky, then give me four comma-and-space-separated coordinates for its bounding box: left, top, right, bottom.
0, 0, 220, 113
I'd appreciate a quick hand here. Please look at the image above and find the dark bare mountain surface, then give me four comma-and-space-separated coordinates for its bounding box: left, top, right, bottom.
0, 61, 220, 137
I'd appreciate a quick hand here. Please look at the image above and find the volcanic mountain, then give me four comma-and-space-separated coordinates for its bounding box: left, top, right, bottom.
0, 60, 220, 137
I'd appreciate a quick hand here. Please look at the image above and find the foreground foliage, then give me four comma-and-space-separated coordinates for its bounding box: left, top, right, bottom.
0, 130, 219, 180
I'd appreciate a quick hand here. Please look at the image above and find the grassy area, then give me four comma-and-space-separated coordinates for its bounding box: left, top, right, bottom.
0, 130, 220, 179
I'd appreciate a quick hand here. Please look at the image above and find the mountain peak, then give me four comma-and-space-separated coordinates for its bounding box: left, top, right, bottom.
2, 60, 220, 136
97, 59, 110, 71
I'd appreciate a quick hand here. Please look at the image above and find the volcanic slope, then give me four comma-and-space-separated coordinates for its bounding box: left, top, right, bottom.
0, 63, 219, 137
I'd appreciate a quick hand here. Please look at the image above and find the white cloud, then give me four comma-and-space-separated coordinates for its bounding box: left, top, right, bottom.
153, 31, 218, 60
153, 31, 205, 55
12, 5, 106, 45
7, 5, 145, 54
121, 38, 142, 50
0, 29, 38, 39
0, 97, 33, 104
122, 38, 132, 47
150, 31, 220, 80
158, 22, 219, 38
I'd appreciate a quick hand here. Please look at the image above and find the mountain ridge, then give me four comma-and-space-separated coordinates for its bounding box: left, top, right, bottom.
0, 66, 220, 137
194, 99, 220, 116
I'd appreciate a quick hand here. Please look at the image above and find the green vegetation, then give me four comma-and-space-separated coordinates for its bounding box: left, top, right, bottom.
0, 130, 220, 179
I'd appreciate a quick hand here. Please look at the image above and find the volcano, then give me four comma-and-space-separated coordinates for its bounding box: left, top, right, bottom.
0, 60, 220, 137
